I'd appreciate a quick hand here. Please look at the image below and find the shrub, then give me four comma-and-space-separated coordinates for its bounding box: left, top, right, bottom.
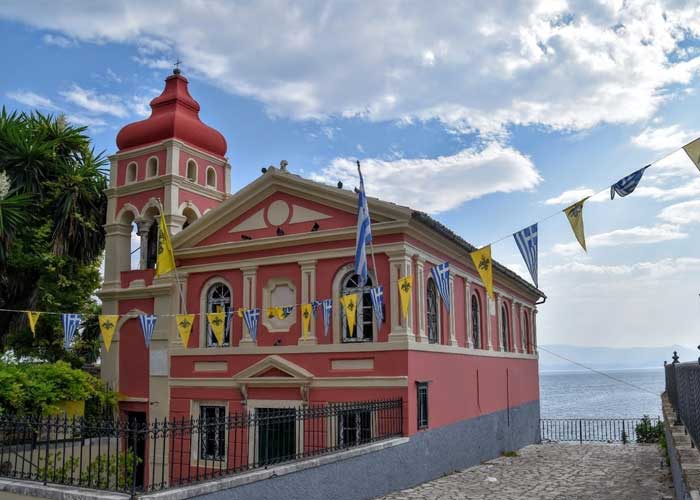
0, 361, 115, 419
635, 415, 664, 444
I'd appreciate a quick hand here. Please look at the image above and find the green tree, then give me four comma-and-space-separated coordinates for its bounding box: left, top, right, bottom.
0, 109, 107, 365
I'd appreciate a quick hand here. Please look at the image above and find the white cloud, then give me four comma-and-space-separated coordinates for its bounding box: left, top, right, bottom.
2, 2, 700, 134
544, 187, 597, 206
64, 114, 108, 128
631, 124, 700, 152
658, 200, 700, 225
59, 85, 129, 118
552, 223, 687, 255
42, 33, 75, 48
6, 90, 58, 110
313, 142, 541, 214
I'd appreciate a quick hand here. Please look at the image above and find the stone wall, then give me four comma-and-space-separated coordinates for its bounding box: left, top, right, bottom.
662, 392, 700, 500
147, 399, 540, 500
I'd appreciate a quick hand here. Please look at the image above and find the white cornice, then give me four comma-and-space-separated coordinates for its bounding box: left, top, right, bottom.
105, 173, 227, 202
108, 138, 228, 166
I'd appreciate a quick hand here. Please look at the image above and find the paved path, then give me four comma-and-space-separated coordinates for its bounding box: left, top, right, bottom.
379, 443, 673, 500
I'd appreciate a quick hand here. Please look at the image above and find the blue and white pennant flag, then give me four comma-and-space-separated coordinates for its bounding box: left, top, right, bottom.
370, 286, 384, 324
430, 262, 451, 312
513, 223, 539, 288
139, 314, 157, 348
282, 305, 294, 318
311, 300, 322, 318
244, 308, 261, 342
62, 313, 81, 350
322, 299, 333, 337
611, 165, 649, 199
354, 161, 373, 287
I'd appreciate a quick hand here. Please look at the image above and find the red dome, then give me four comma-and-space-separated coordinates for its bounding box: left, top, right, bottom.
116, 71, 227, 157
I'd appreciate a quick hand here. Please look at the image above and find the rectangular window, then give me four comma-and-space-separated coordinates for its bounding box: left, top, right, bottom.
417, 382, 429, 430
200, 405, 226, 460
338, 409, 372, 447
256, 408, 297, 466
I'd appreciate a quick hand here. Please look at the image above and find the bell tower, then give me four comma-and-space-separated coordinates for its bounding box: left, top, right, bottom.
103, 68, 231, 286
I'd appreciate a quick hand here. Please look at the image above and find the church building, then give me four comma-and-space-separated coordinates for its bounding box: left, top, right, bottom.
99, 68, 543, 485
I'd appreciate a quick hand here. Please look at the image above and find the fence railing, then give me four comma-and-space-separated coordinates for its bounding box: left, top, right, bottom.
0, 398, 403, 496
665, 359, 700, 446
540, 418, 659, 443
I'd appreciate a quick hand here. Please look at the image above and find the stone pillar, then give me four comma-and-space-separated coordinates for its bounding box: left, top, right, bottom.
465, 278, 473, 349
137, 219, 150, 270
415, 257, 428, 343
148, 277, 178, 486
448, 275, 457, 346
299, 260, 317, 345
103, 223, 133, 287
240, 266, 257, 345
388, 253, 413, 343
165, 142, 180, 176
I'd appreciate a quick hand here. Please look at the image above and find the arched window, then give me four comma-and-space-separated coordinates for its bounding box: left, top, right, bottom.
145, 220, 158, 269
126, 162, 137, 183
471, 294, 481, 349
341, 273, 374, 342
427, 278, 440, 344
206, 283, 232, 347
182, 207, 198, 230
147, 157, 158, 178
206, 166, 216, 188
523, 311, 530, 354
500, 304, 510, 352
186, 159, 198, 182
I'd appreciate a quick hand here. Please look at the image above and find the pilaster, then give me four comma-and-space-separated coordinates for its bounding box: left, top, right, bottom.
388, 253, 413, 343
299, 260, 317, 345
240, 266, 258, 345
447, 275, 457, 346
415, 256, 428, 343
511, 300, 518, 353
497, 294, 504, 352
465, 278, 473, 349
486, 293, 494, 351
532, 308, 538, 354
137, 220, 150, 270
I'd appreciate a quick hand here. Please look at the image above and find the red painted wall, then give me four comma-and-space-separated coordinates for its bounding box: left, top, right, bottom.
118, 299, 153, 399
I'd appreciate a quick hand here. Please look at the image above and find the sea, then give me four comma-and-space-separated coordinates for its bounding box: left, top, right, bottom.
539, 368, 665, 419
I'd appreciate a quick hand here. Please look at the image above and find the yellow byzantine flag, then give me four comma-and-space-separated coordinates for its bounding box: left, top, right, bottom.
207, 312, 226, 346
339, 294, 358, 336
98, 315, 119, 352
26, 311, 41, 337
237, 307, 246, 318
301, 303, 312, 339
397, 276, 412, 321
683, 138, 700, 172
470, 245, 494, 299
176, 314, 195, 348
155, 210, 176, 277
563, 197, 589, 252
266, 307, 285, 320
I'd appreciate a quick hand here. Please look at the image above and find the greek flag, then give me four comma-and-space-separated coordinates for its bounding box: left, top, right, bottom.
611, 165, 649, 199
430, 262, 451, 312
354, 161, 372, 287
139, 314, 157, 348
322, 299, 333, 337
513, 223, 538, 288
311, 300, 322, 318
244, 308, 261, 342
62, 313, 81, 350
282, 305, 294, 318
225, 309, 234, 341
370, 286, 384, 324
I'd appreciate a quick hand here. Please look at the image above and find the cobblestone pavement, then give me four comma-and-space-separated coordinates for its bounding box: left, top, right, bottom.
379, 443, 673, 500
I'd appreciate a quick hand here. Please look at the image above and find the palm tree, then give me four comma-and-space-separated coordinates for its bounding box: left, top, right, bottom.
0, 108, 107, 360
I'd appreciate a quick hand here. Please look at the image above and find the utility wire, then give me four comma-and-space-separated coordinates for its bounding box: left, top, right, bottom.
536, 344, 660, 396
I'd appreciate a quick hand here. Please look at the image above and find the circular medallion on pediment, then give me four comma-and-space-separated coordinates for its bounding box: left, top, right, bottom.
267, 200, 290, 226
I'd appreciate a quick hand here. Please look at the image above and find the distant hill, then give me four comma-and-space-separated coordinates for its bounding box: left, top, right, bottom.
538, 344, 698, 372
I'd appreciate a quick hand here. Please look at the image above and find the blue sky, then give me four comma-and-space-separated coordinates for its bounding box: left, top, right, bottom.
3, 1, 700, 349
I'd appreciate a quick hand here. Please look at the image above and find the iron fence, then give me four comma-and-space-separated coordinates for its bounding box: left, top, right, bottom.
0, 398, 403, 497
665, 359, 700, 446
540, 418, 660, 443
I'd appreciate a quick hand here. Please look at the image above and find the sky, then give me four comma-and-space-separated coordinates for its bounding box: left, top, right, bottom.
2, 1, 700, 349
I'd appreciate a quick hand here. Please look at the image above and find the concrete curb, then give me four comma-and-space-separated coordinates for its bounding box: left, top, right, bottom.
0, 478, 129, 500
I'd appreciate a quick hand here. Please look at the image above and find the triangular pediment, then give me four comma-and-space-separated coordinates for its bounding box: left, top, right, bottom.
232, 355, 314, 382
172, 167, 411, 251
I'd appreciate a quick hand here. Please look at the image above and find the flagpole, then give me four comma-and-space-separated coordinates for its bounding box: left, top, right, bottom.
156, 199, 187, 315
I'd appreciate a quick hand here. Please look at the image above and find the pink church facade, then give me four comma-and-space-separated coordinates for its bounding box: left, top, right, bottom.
99, 70, 543, 455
